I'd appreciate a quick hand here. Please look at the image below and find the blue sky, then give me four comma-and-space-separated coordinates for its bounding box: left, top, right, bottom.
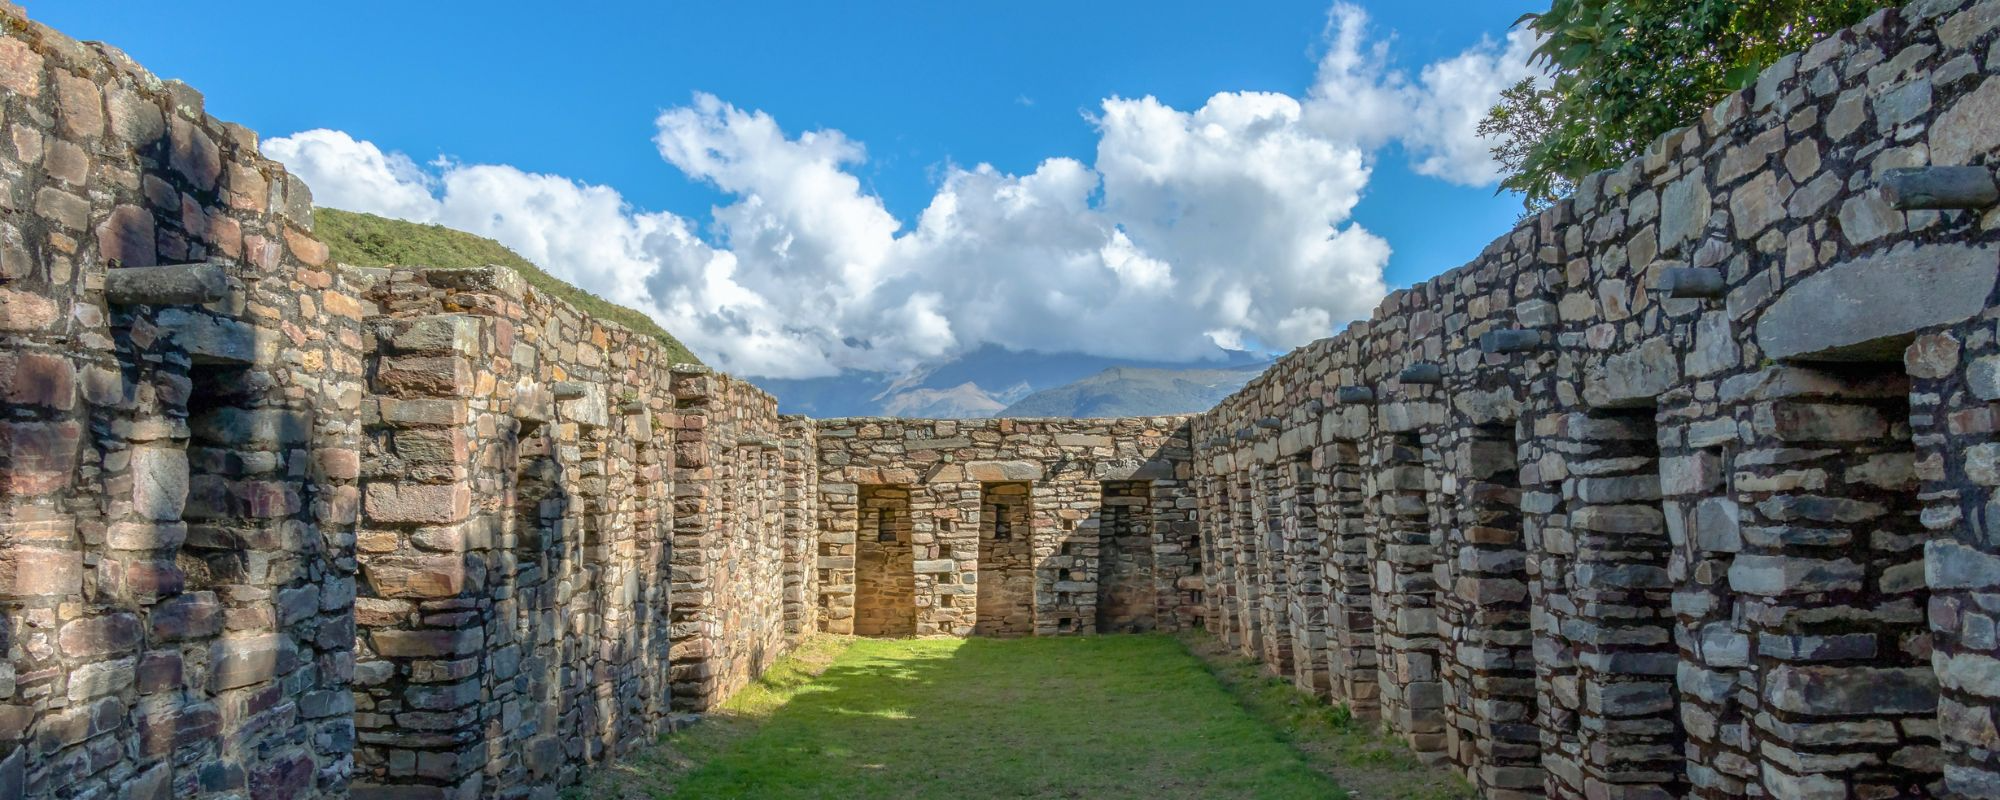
43, 1, 1546, 378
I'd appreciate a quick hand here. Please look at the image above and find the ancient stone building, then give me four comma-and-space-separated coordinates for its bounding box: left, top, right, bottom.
11, 0, 2000, 798
1195, 2, 2000, 797
811, 417, 1199, 638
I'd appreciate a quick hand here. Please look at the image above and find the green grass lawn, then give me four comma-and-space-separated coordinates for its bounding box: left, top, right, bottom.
581, 634, 1471, 800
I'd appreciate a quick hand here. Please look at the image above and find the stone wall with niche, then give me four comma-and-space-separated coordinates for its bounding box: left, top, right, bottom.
349, 265, 816, 798
812, 417, 1201, 637
1193, 1, 2000, 796
0, 4, 366, 797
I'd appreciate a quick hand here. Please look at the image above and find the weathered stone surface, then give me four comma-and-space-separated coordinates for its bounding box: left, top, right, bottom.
1756, 244, 2000, 361
1881, 165, 2000, 209
209, 634, 296, 691
155, 308, 266, 364
103, 262, 227, 305
131, 446, 189, 521
964, 460, 1043, 481
0, 288, 59, 332
1765, 666, 1938, 716
95, 205, 157, 267
370, 628, 484, 658
0, 351, 75, 409
149, 592, 223, 641
1728, 555, 1864, 595
190, 408, 311, 447
364, 554, 470, 599
1585, 338, 1679, 409
59, 613, 140, 659
363, 482, 471, 524
1934, 75, 2000, 165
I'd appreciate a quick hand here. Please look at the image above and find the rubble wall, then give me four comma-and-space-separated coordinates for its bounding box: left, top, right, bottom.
349, 266, 814, 798
1193, 1, 2000, 797
0, 5, 365, 798
812, 417, 1200, 636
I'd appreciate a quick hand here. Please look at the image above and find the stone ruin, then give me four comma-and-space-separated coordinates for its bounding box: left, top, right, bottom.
10, 0, 2000, 797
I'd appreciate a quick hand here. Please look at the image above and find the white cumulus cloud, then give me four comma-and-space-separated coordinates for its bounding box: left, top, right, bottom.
265, 3, 1534, 379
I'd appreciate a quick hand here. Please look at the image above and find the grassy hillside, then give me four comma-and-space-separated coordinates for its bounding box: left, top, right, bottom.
314, 208, 700, 365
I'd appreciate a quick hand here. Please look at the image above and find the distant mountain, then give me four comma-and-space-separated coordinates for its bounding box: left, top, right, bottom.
877, 381, 1033, 418
313, 208, 700, 364
998, 364, 1267, 418
757, 345, 1264, 418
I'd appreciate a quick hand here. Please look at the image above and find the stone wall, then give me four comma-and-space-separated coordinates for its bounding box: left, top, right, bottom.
0, 5, 365, 797
21, 0, 2000, 798
812, 417, 1200, 637
0, 5, 816, 798
1193, 1, 2000, 797
348, 265, 814, 798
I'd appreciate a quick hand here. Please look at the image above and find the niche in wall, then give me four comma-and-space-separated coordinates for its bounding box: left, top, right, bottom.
854, 485, 916, 637
1098, 480, 1156, 633
975, 482, 1033, 636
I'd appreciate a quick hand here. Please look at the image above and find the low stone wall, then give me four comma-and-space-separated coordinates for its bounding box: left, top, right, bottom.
1193, 1, 2000, 797
812, 417, 1199, 636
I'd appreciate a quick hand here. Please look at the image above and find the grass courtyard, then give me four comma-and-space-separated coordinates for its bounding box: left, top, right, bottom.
579, 634, 1471, 800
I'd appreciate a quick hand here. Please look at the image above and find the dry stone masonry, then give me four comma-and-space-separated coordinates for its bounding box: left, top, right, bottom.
1195, 1, 2000, 797
13, 0, 2000, 798
811, 417, 1200, 638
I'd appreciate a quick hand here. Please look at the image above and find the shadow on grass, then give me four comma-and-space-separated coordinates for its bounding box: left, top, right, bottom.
583, 634, 1344, 800
1177, 632, 1476, 800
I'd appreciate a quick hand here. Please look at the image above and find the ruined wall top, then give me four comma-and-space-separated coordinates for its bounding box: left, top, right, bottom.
1196, 0, 2000, 446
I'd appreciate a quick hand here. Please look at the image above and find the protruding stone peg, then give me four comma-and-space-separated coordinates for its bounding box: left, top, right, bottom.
1335, 386, 1376, 404
1399, 364, 1443, 385
1234, 428, 1255, 441
618, 400, 647, 415
1480, 329, 1542, 355
105, 262, 228, 306
1304, 399, 1325, 415
551, 381, 589, 400
1655, 267, 1726, 299
1881, 166, 1999, 210
1256, 417, 1281, 429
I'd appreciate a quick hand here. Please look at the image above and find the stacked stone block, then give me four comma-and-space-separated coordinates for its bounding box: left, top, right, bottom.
974, 482, 1034, 636
1097, 480, 1158, 632
1192, 0, 2000, 797
21, 0, 2000, 798
812, 418, 1199, 638
0, 6, 363, 797
338, 265, 812, 796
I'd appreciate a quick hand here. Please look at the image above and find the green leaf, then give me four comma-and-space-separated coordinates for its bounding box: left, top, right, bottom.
1722, 61, 1763, 89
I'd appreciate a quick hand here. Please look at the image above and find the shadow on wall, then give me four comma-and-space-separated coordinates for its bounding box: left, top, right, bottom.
820, 420, 1198, 641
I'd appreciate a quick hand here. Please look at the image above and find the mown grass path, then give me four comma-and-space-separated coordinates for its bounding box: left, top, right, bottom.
641, 635, 1338, 798
582, 634, 1471, 800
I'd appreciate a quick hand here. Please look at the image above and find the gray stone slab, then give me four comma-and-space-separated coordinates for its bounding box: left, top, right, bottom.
1756, 243, 1999, 362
